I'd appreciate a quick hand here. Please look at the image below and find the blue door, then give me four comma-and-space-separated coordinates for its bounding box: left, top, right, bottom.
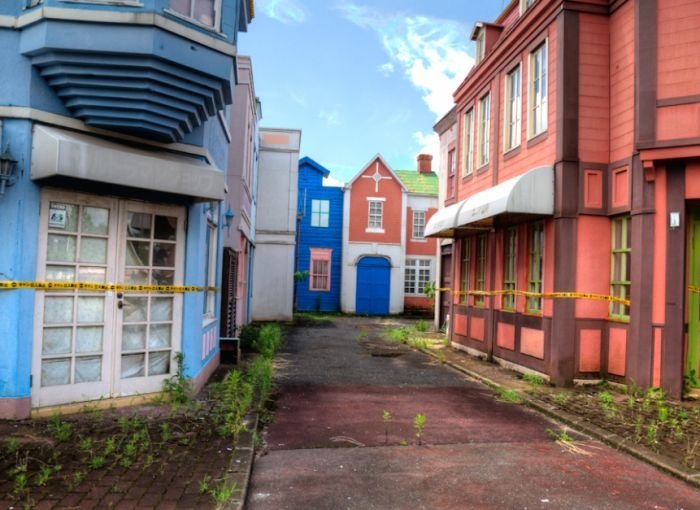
356, 257, 391, 315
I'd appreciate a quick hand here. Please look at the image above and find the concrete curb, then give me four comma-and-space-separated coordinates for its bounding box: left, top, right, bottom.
221, 415, 258, 510
420, 347, 700, 490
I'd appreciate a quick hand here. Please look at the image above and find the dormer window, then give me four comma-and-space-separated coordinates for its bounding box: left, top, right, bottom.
519, 0, 536, 15
475, 28, 486, 64
169, 0, 221, 29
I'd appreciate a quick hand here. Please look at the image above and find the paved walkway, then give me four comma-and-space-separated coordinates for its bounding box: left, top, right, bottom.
246, 316, 700, 509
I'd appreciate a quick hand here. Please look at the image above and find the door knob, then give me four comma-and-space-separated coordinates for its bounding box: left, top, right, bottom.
117, 300, 124, 310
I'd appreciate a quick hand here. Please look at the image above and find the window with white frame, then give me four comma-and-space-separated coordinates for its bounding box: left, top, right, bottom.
463, 108, 474, 177
412, 210, 426, 239
478, 93, 491, 167
529, 41, 548, 137
519, 0, 536, 15
203, 202, 219, 318
405, 259, 431, 295
447, 149, 456, 199
503, 227, 517, 310
504, 65, 522, 151
309, 248, 332, 291
169, 0, 220, 28
311, 199, 330, 227
475, 29, 485, 64
368, 200, 383, 229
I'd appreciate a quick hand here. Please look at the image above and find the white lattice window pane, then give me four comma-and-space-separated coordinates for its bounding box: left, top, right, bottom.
81, 207, 109, 235
153, 243, 176, 267
44, 296, 74, 324
42, 328, 72, 355
123, 297, 148, 323
149, 324, 172, 348
125, 269, 148, 284
42, 358, 71, 387
121, 354, 145, 379
154, 216, 177, 241
125, 241, 150, 266
46, 265, 76, 282
148, 351, 171, 375
152, 270, 174, 285
127, 212, 152, 238
47, 235, 77, 262
76, 326, 103, 353
77, 297, 104, 323
122, 324, 147, 350
151, 298, 173, 321
75, 356, 102, 383
80, 237, 108, 264
78, 267, 106, 283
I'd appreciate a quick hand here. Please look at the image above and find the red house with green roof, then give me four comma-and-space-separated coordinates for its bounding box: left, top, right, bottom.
341, 154, 438, 315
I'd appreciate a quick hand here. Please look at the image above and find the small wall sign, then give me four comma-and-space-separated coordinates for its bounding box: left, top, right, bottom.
49, 204, 67, 229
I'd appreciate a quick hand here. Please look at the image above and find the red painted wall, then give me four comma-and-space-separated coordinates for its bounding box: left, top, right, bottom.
657, 0, 700, 99
348, 158, 403, 245
406, 207, 438, 256
609, 0, 635, 163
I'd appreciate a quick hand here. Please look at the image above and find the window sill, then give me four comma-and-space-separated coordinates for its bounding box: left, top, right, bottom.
365, 227, 385, 234
461, 173, 474, 182
608, 316, 630, 324
163, 8, 225, 37
526, 130, 548, 148
503, 144, 521, 160
60, 0, 143, 6
202, 316, 217, 329
411, 238, 428, 243
476, 163, 490, 176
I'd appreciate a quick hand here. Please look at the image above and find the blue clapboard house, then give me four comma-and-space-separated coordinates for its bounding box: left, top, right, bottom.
295, 157, 344, 312
0, 0, 254, 418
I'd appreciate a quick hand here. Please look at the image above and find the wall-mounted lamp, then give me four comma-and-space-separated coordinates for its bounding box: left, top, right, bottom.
223, 207, 235, 229
0, 147, 17, 196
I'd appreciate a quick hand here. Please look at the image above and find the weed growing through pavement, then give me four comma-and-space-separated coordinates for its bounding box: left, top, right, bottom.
414, 413, 426, 445
382, 410, 392, 445
415, 320, 428, 332
48, 415, 73, 442
497, 388, 524, 404
522, 373, 546, 386
162, 352, 192, 407
210, 480, 239, 504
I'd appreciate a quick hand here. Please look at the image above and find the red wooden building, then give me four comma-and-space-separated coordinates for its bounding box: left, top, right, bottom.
427, 0, 700, 396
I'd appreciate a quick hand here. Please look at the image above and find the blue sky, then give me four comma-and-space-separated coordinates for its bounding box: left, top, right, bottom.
239, 0, 507, 183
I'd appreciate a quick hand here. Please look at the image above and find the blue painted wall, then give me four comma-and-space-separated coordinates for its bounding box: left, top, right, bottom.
294, 157, 343, 312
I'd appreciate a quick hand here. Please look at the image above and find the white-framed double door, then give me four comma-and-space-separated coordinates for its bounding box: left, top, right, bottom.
32, 190, 186, 408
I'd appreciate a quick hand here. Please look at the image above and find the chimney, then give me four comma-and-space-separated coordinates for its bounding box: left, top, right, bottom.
417, 154, 433, 174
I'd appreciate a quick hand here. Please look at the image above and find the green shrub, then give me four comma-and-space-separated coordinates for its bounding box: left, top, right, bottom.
239, 324, 260, 352
246, 356, 274, 411
211, 370, 254, 439
254, 324, 282, 359
415, 320, 428, 333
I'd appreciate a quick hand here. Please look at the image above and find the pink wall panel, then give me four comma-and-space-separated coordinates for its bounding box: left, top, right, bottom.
653, 328, 663, 387
653, 167, 667, 324
657, 104, 700, 141
520, 327, 545, 359
471, 316, 485, 342
576, 216, 611, 319
608, 327, 627, 376
497, 322, 515, 350
611, 166, 630, 209
685, 162, 700, 198
583, 170, 604, 209
658, 0, 700, 98
579, 329, 602, 372
609, 0, 635, 163
454, 313, 468, 336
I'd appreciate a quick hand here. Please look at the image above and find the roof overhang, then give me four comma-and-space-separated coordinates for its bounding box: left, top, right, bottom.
31, 125, 225, 201
425, 165, 553, 238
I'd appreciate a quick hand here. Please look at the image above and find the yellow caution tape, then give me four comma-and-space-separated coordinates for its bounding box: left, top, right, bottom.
434, 287, 630, 306
689, 285, 700, 295
0, 281, 215, 293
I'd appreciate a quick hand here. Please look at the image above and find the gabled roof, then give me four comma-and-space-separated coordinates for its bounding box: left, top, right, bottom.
394, 170, 439, 196
345, 154, 408, 192
299, 156, 330, 177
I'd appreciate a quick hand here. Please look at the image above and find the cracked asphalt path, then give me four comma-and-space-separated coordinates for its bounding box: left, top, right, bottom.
246, 317, 700, 509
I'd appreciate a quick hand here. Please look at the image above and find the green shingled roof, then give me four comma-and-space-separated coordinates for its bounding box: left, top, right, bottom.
394, 170, 438, 196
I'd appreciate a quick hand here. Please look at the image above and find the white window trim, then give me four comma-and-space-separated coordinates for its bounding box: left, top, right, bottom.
528, 39, 548, 140
412, 210, 426, 240
164, 0, 223, 32
519, 0, 536, 15
463, 108, 474, 177
367, 198, 384, 232
477, 93, 491, 168
311, 199, 330, 228
404, 258, 433, 296
475, 29, 485, 64
503, 64, 522, 152
203, 202, 219, 324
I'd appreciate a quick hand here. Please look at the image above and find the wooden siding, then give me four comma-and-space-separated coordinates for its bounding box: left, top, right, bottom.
657, 0, 700, 99
609, 0, 635, 163
295, 161, 344, 312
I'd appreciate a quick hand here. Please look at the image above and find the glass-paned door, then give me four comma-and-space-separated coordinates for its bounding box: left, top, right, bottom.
116, 202, 184, 396
33, 192, 185, 407
688, 209, 700, 387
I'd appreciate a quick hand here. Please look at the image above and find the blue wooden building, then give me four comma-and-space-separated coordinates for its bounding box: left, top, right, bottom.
0, 0, 253, 418
295, 157, 344, 312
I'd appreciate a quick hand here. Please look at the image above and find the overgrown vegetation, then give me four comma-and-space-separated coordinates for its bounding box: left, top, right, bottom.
385, 322, 443, 351
1, 324, 284, 507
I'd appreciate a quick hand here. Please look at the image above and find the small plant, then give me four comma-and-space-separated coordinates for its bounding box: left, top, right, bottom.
547, 428, 573, 444
683, 369, 698, 397
415, 320, 428, 333
254, 324, 283, 359
211, 370, 254, 439
683, 439, 699, 468
5, 437, 20, 453
10, 454, 29, 497
104, 436, 117, 456
160, 423, 172, 442
497, 388, 523, 404
407, 338, 429, 350
67, 470, 85, 490
48, 415, 73, 442
522, 373, 546, 386
89, 455, 106, 470
240, 324, 260, 351
552, 392, 570, 404
78, 437, 93, 452
414, 413, 426, 445
658, 405, 669, 423
598, 390, 617, 417
387, 327, 411, 343
646, 423, 659, 446
35, 465, 52, 487
162, 352, 192, 406
382, 410, 392, 445
199, 475, 212, 494
209, 480, 239, 505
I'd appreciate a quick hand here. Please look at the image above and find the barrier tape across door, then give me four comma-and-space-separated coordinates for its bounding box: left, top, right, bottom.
0, 281, 215, 293
434, 287, 631, 307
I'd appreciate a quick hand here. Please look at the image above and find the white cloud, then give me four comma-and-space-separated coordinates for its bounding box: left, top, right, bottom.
257, 0, 308, 24
323, 175, 346, 187
378, 62, 395, 76
336, 3, 473, 119
319, 105, 342, 126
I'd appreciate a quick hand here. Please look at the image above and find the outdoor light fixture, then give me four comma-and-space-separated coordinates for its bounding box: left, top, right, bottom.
224, 207, 235, 228
0, 146, 17, 196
